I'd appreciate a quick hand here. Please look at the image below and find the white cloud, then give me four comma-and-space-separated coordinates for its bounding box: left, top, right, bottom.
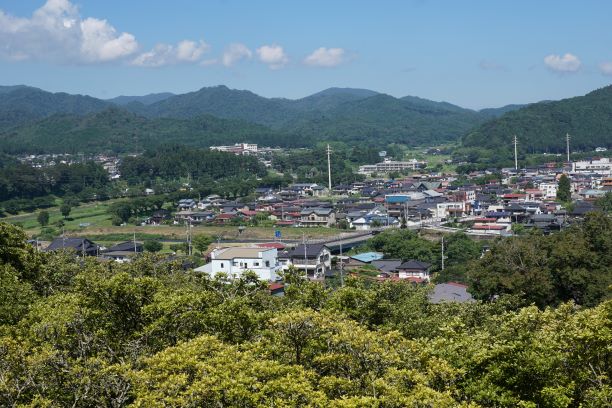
176, 40, 209, 62
132, 40, 209, 67
222, 43, 252, 67
543, 53, 581, 73
256, 44, 288, 69
0, 0, 138, 63
599, 61, 612, 76
80, 18, 138, 62
304, 47, 346, 67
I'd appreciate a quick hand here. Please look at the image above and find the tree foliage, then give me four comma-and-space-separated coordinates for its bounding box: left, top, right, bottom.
0, 221, 611, 407
557, 174, 571, 202
467, 212, 612, 307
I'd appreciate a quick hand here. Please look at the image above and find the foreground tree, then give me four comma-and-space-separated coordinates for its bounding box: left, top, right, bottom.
557, 174, 571, 202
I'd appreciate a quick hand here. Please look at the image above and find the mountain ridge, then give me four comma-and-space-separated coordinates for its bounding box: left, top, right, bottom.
463, 84, 612, 152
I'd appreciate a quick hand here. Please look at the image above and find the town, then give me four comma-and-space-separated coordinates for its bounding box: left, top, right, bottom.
14, 140, 610, 302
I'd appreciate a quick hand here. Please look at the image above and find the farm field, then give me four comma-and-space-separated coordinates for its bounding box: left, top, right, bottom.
2, 199, 343, 243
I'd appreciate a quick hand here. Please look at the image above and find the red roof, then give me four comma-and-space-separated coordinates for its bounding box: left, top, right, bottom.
257, 242, 286, 249
216, 213, 235, 219
240, 210, 258, 217
502, 194, 526, 199
472, 224, 506, 230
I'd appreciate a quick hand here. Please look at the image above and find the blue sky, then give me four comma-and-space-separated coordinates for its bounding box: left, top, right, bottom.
1, 0, 611, 109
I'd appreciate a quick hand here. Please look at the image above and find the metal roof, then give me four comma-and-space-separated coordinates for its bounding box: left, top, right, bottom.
350, 252, 384, 263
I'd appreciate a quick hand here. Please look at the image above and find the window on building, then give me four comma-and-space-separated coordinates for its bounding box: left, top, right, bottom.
254, 262, 260, 266
220, 263, 224, 268
265, 261, 270, 267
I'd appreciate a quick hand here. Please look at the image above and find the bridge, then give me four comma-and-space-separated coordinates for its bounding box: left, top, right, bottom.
310, 231, 378, 253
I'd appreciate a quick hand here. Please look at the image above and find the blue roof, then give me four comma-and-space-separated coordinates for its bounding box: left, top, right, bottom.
385, 195, 410, 204
350, 252, 384, 263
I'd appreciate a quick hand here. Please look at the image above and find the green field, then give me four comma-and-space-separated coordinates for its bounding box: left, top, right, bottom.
403, 145, 457, 173
4, 200, 115, 233
2, 200, 343, 243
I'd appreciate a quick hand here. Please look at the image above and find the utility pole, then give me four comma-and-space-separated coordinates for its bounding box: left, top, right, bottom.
566, 133, 570, 163
513, 135, 518, 170
133, 231, 137, 254
302, 232, 308, 277
441, 236, 445, 271
326, 144, 332, 194
339, 241, 344, 287
188, 221, 193, 256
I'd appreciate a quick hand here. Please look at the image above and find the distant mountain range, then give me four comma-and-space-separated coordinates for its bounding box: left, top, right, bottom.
0, 83, 609, 154
106, 92, 175, 106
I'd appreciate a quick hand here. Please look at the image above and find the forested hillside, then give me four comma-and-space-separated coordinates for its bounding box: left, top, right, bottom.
0, 86, 111, 130
464, 85, 612, 152
1, 217, 611, 406
0, 108, 291, 154
284, 93, 487, 146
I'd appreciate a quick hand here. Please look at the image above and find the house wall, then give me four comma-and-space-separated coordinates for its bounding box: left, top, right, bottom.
209, 250, 281, 281
398, 269, 430, 281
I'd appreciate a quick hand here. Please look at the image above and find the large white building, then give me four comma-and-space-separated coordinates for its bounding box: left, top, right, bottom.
194, 247, 281, 281
358, 158, 427, 175
572, 158, 612, 176
210, 143, 258, 155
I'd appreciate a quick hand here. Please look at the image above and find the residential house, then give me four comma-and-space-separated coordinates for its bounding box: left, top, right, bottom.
45, 237, 99, 256
396, 260, 431, 282
281, 243, 332, 279
101, 241, 143, 263
352, 214, 399, 230
146, 209, 171, 225
436, 201, 469, 219
194, 247, 282, 281
289, 183, 326, 197
300, 207, 336, 227
371, 259, 403, 276
174, 210, 215, 224
177, 198, 197, 211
